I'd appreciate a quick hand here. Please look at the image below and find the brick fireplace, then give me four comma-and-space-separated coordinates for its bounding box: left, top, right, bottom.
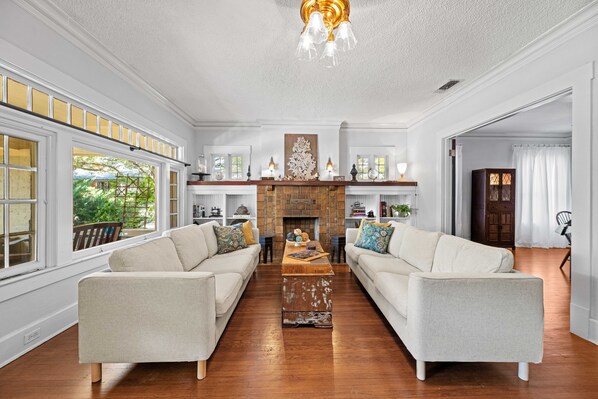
256, 183, 346, 261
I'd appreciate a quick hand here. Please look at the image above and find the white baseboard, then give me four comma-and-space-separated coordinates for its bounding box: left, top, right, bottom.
589, 318, 598, 345
570, 302, 590, 340
0, 303, 78, 368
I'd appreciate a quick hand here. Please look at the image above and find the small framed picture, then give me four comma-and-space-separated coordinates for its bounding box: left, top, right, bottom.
333, 176, 345, 181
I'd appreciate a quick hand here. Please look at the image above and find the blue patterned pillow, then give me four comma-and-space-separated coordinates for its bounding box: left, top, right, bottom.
213, 225, 248, 254
354, 222, 394, 254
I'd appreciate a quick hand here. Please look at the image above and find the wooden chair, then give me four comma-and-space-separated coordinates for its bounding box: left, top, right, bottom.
556, 211, 571, 269
73, 222, 123, 251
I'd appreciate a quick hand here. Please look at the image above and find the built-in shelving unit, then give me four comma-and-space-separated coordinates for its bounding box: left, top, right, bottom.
187, 185, 257, 226
187, 181, 417, 229
345, 185, 418, 228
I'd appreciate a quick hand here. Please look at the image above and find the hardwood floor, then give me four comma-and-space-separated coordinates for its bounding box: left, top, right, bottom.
1, 248, 597, 398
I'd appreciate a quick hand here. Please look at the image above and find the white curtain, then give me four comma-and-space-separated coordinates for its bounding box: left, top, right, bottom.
455, 145, 464, 237
513, 145, 571, 248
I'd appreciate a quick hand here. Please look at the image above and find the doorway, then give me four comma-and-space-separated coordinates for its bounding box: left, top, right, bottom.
449, 92, 572, 255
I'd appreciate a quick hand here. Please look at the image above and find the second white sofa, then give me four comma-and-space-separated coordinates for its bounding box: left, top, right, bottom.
346, 222, 544, 381
78, 221, 259, 382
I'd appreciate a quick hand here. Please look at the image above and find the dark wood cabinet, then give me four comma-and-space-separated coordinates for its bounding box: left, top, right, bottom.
471, 169, 515, 249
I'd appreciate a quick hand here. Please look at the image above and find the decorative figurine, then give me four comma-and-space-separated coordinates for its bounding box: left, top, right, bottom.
247, 165, 251, 181
350, 164, 358, 182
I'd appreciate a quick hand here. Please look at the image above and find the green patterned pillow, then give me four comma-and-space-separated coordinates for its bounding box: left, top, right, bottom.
213, 225, 248, 254
354, 222, 394, 254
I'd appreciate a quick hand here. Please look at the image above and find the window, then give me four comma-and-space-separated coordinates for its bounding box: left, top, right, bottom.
356, 155, 369, 180
356, 155, 388, 181
72, 148, 157, 251
0, 75, 179, 160
374, 155, 387, 180
212, 154, 226, 179
169, 170, 179, 228
0, 135, 38, 268
230, 155, 243, 180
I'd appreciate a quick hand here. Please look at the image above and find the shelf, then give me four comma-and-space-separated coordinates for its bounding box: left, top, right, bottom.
226, 216, 255, 220
193, 217, 222, 220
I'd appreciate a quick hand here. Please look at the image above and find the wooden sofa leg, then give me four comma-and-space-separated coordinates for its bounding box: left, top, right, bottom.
518, 362, 529, 381
416, 360, 426, 381
197, 360, 207, 380
91, 363, 102, 383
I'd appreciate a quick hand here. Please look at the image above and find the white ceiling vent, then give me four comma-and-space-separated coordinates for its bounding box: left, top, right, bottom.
435, 80, 462, 93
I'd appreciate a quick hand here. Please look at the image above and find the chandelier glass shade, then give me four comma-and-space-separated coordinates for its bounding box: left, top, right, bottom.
296, 0, 356, 68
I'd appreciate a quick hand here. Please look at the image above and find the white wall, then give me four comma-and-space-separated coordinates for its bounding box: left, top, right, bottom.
456, 136, 571, 240
408, 7, 598, 343
0, 1, 194, 367
195, 124, 408, 180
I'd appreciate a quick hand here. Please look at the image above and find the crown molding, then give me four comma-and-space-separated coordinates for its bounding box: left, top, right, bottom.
407, 0, 598, 129
15, 0, 195, 127
459, 131, 572, 139
194, 121, 262, 128
340, 122, 408, 130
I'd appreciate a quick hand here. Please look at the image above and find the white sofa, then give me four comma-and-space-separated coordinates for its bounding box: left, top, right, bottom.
345, 222, 544, 381
78, 221, 260, 382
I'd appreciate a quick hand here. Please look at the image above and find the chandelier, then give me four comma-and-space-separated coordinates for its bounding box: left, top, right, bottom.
295, 0, 357, 68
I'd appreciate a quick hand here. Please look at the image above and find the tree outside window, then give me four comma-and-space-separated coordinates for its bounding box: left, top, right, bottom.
72, 148, 156, 251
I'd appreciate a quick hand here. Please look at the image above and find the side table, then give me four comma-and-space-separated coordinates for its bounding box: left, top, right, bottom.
259, 235, 273, 263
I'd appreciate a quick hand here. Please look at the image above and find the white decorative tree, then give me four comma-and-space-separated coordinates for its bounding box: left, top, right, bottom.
287, 136, 317, 180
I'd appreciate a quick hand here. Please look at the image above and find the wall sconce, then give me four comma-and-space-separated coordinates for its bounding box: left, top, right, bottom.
268, 157, 276, 175
325, 157, 334, 175
397, 163, 407, 181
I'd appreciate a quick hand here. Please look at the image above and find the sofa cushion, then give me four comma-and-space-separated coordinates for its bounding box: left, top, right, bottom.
345, 243, 394, 264
214, 273, 243, 317
109, 237, 184, 272
356, 219, 391, 242
354, 222, 394, 254
192, 254, 255, 280
374, 272, 409, 318
398, 227, 442, 272
242, 221, 258, 245
360, 255, 421, 281
213, 244, 261, 260
199, 221, 220, 257
163, 225, 209, 271
387, 221, 410, 258
213, 225, 248, 254
432, 235, 514, 273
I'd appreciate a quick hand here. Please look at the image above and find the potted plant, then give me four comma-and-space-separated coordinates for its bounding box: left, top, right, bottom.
390, 204, 412, 218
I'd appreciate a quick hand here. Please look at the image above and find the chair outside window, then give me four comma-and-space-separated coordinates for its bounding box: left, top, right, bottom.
555, 211, 571, 269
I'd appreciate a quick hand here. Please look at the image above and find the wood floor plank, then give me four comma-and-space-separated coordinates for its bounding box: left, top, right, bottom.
1, 248, 597, 398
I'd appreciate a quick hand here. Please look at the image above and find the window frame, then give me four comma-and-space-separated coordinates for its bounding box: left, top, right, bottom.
0, 128, 47, 280
356, 155, 370, 181
374, 154, 388, 180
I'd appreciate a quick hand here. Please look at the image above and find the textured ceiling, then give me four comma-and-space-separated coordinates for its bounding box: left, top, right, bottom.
463, 94, 572, 138
45, 0, 591, 125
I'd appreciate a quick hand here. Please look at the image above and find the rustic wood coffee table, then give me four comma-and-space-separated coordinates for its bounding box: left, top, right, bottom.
281, 241, 334, 328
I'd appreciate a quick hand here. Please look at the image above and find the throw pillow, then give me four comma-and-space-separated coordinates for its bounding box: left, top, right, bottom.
213, 225, 248, 254
242, 221, 258, 245
354, 222, 394, 254
355, 219, 391, 242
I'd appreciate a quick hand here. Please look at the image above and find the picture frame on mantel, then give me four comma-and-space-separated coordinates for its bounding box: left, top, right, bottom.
284, 134, 318, 179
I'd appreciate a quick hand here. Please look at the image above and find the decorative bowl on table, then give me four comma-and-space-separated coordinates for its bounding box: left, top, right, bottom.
286, 229, 311, 246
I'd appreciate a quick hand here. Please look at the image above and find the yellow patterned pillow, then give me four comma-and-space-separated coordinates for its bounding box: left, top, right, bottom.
242, 221, 257, 245
356, 219, 391, 242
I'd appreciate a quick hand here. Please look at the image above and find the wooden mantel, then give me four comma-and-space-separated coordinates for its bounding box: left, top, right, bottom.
187, 180, 417, 186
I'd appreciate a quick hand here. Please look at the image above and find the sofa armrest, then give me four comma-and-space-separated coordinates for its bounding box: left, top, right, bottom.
78, 271, 217, 364
346, 228, 359, 244
406, 272, 544, 363
252, 228, 259, 244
